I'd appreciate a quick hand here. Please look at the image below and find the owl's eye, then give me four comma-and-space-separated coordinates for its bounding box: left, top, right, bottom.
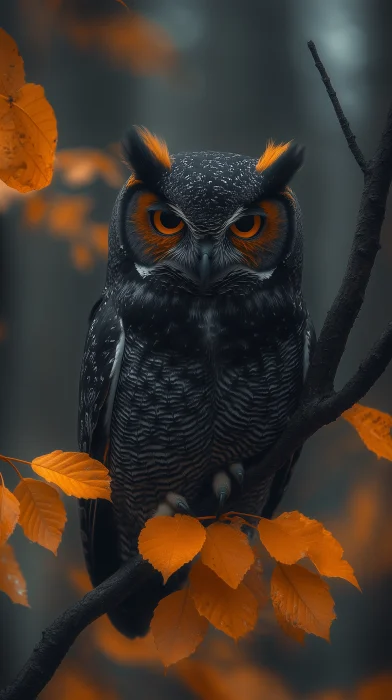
151, 210, 185, 236
230, 214, 265, 239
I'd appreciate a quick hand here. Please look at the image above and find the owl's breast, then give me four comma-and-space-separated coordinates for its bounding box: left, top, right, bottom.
109, 320, 304, 555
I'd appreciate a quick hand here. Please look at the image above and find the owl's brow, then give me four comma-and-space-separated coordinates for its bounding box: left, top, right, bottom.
169, 204, 247, 237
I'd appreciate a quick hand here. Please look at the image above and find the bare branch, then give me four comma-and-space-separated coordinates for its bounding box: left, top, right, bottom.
0, 556, 152, 700
305, 97, 392, 395
307, 40, 368, 174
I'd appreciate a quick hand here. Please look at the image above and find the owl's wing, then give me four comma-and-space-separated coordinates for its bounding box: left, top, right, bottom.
78, 296, 125, 586
261, 314, 316, 518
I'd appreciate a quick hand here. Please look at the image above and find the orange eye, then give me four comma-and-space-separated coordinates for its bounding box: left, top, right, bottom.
230, 214, 263, 239
152, 210, 184, 235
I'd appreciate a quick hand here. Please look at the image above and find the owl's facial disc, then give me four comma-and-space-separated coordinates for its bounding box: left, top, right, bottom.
120, 127, 303, 294
125, 187, 292, 294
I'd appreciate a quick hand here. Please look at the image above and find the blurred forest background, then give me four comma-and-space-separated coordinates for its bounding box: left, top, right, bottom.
1, 0, 392, 698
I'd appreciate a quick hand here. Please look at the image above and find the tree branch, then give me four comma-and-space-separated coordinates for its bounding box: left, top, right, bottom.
307, 40, 369, 174
305, 96, 392, 395
2, 40, 392, 700
243, 45, 392, 489
0, 556, 152, 700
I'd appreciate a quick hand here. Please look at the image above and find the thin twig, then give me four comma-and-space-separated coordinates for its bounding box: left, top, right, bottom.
307, 40, 369, 174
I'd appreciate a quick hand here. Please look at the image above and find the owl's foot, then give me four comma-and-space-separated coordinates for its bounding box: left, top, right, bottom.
213, 462, 245, 516
154, 492, 194, 517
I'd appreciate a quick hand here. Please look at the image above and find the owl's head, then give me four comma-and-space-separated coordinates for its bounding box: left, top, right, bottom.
107, 127, 304, 297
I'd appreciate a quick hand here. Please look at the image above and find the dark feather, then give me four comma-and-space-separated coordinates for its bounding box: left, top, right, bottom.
121, 126, 169, 193
262, 143, 305, 196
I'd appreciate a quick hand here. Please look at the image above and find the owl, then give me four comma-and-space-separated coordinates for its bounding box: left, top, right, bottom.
78, 127, 315, 638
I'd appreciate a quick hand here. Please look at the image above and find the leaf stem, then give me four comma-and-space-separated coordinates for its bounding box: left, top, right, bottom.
0, 455, 24, 481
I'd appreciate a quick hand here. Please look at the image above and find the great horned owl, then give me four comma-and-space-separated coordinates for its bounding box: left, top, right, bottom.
78, 127, 314, 638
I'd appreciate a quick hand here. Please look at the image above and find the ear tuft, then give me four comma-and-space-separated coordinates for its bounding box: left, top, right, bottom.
257, 141, 305, 193
256, 139, 291, 173
122, 126, 171, 188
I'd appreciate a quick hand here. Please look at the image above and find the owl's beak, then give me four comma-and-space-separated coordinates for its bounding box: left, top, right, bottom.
197, 238, 213, 290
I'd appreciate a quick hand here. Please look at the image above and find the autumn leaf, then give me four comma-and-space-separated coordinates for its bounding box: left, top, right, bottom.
47, 195, 93, 237
0, 480, 20, 544
0, 542, 29, 606
14, 478, 67, 554
270, 563, 336, 641
177, 660, 293, 700
71, 243, 94, 271
0, 29, 57, 193
69, 568, 92, 595
64, 13, 176, 77
138, 515, 206, 583
94, 616, 159, 666
200, 521, 255, 589
343, 404, 392, 460
23, 193, 48, 226
189, 560, 258, 640
258, 511, 359, 589
0, 28, 25, 97
31, 451, 111, 500
43, 666, 121, 700
242, 557, 269, 610
274, 605, 305, 645
55, 149, 123, 188
357, 673, 392, 700
151, 587, 209, 666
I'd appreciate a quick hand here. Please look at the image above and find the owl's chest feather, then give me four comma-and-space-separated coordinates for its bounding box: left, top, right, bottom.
110, 311, 304, 478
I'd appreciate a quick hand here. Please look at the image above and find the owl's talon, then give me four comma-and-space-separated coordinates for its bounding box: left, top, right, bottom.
165, 492, 194, 516
229, 462, 245, 487
212, 471, 231, 516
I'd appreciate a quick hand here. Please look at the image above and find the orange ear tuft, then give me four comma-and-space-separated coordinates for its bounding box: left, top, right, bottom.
137, 127, 171, 170
256, 139, 291, 173
126, 174, 142, 188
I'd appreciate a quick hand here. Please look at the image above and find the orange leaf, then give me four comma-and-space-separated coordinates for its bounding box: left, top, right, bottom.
23, 194, 48, 226
151, 587, 209, 666
343, 404, 392, 460
271, 563, 336, 641
56, 149, 123, 188
71, 243, 94, 271
177, 660, 292, 700
0, 83, 57, 192
138, 515, 206, 583
14, 478, 67, 554
357, 673, 392, 700
0, 28, 25, 98
242, 556, 269, 610
65, 14, 176, 77
31, 450, 111, 500
69, 567, 92, 595
258, 511, 359, 589
189, 560, 258, 640
0, 542, 29, 606
94, 616, 159, 666
201, 521, 255, 589
47, 195, 93, 237
0, 481, 20, 544
274, 605, 305, 645
43, 666, 121, 700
